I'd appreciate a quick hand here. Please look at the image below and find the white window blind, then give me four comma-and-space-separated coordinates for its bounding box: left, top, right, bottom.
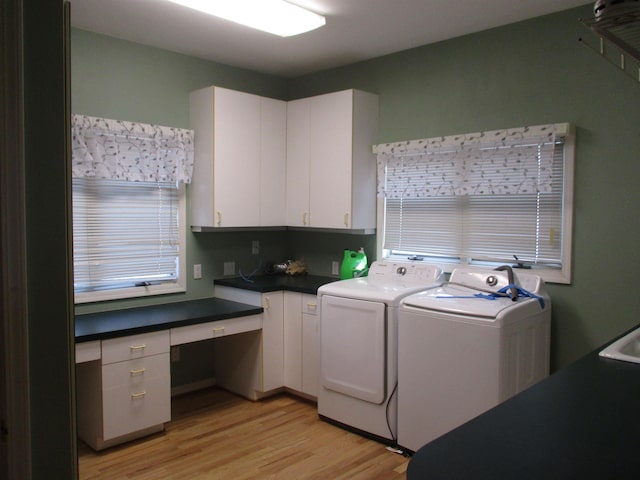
72, 178, 180, 293
375, 123, 573, 282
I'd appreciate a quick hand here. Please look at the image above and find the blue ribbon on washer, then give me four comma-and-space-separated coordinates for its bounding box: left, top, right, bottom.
438, 284, 545, 309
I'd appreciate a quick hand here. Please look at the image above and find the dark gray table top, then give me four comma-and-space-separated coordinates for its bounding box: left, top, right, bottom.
75, 297, 262, 342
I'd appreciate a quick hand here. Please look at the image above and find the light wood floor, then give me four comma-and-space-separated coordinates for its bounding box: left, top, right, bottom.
78, 387, 409, 479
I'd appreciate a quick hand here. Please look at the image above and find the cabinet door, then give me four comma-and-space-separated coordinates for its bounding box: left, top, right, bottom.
189, 87, 216, 227
260, 97, 287, 226
301, 294, 320, 397
261, 292, 284, 392
286, 98, 311, 227
214, 87, 261, 227
302, 313, 319, 397
309, 90, 353, 229
283, 291, 302, 391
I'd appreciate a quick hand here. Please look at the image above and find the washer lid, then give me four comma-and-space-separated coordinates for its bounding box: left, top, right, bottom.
317, 260, 443, 305
401, 283, 527, 319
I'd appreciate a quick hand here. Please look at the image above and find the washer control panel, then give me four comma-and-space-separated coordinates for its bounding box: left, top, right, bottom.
450, 267, 544, 294
368, 260, 443, 285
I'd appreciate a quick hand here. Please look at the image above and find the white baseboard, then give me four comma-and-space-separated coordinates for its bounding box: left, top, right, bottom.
171, 378, 216, 397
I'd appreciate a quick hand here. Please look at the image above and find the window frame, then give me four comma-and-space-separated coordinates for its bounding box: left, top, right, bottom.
73, 181, 187, 304
376, 125, 575, 284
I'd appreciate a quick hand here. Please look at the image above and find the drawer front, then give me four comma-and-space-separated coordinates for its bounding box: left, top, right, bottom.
102, 353, 169, 389
76, 340, 101, 363
302, 294, 319, 316
101, 330, 170, 365
102, 368, 170, 441
170, 314, 262, 346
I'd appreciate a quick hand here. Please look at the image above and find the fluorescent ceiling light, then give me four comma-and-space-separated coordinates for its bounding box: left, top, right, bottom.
166, 0, 326, 37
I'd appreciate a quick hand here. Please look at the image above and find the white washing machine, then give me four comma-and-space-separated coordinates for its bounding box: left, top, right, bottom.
317, 260, 444, 443
397, 266, 551, 452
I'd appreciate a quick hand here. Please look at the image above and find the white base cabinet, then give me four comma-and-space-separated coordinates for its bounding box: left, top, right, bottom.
76, 331, 171, 450
213, 287, 320, 401
284, 292, 320, 398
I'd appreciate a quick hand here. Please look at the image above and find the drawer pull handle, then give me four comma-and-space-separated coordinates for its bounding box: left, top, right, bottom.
130, 344, 146, 351
306, 302, 317, 309
212, 326, 225, 335
131, 391, 147, 399
130, 368, 146, 376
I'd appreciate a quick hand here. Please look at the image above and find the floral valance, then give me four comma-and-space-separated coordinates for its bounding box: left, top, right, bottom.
374, 123, 568, 198
71, 114, 194, 183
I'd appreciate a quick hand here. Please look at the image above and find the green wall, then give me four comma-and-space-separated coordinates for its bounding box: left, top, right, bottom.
71, 28, 288, 126
72, 4, 640, 372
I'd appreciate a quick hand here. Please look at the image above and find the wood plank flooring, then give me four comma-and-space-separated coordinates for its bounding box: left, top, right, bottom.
78, 387, 409, 479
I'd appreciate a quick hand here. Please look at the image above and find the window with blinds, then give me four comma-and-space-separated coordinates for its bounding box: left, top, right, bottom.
71, 114, 192, 302
72, 178, 184, 298
376, 123, 574, 284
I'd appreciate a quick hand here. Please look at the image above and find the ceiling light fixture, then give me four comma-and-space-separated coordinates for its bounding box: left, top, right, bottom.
166, 0, 326, 37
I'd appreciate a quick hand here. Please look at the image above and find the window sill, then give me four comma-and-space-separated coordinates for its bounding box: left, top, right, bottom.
74, 283, 186, 304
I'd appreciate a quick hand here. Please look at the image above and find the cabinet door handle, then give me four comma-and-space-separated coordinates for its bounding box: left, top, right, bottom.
344, 213, 349, 227
216, 211, 222, 226
303, 212, 308, 226
130, 344, 146, 352
130, 368, 146, 376
131, 391, 147, 399
264, 297, 271, 310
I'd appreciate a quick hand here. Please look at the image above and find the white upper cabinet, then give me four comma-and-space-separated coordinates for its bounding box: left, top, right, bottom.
189, 86, 286, 228
287, 89, 379, 230
190, 87, 377, 230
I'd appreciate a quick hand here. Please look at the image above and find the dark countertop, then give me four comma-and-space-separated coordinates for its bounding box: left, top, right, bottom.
407, 324, 640, 479
75, 297, 263, 343
75, 276, 336, 343
214, 274, 337, 294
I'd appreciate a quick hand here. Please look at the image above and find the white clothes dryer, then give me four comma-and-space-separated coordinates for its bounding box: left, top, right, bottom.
397, 266, 551, 452
317, 260, 443, 443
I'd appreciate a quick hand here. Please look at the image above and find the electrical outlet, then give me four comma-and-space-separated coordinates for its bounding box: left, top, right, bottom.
223, 261, 235, 276
193, 263, 202, 279
252, 240, 259, 255
332, 261, 340, 276
171, 346, 180, 362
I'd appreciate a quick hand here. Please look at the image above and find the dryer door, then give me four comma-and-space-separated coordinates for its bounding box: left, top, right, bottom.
320, 295, 386, 404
